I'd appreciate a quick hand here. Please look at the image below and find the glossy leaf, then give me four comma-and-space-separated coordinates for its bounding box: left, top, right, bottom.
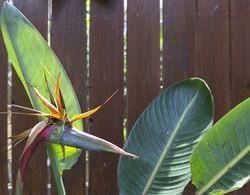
0, 2, 82, 193
118, 78, 214, 195
191, 98, 250, 195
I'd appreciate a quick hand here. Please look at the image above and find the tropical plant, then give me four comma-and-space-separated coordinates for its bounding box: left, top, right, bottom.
118, 78, 214, 194
11, 75, 136, 195
1, 2, 249, 195
118, 78, 250, 194
190, 98, 250, 195
0, 2, 136, 195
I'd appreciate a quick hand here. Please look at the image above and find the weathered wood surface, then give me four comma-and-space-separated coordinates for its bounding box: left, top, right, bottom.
0, 0, 249, 194
127, 0, 160, 132
0, 0, 8, 194
51, 0, 87, 194
88, 0, 124, 194
12, 0, 48, 194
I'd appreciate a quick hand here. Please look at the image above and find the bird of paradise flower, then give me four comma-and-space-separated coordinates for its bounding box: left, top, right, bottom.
1, 73, 137, 192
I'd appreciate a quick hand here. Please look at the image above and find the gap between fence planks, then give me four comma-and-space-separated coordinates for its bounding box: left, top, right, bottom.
164, 0, 250, 194
0, 0, 8, 194
0, 0, 250, 194
11, 0, 48, 194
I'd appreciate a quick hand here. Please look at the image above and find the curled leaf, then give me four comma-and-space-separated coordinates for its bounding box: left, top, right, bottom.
18, 119, 52, 181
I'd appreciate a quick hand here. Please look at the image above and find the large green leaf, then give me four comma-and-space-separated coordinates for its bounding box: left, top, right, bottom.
118, 78, 214, 195
190, 98, 250, 195
0, 2, 82, 193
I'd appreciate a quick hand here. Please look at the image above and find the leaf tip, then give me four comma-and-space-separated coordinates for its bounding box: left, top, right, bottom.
121, 150, 139, 159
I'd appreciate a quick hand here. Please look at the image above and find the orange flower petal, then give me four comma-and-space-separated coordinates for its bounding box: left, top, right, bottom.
71, 90, 118, 123
28, 83, 61, 119
55, 73, 65, 116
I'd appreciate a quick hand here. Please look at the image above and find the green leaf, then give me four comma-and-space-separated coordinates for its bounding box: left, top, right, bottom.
118, 78, 214, 195
0, 2, 83, 193
190, 98, 250, 195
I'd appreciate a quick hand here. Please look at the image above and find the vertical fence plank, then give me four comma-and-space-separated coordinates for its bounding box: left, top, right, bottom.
229, 1, 250, 194
196, 0, 230, 120
163, 0, 196, 195
164, 0, 230, 193
127, 0, 160, 131
51, 0, 86, 194
0, 0, 8, 193
1, 1, 249, 195
163, 1, 196, 194
230, 1, 250, 105
12, 1, 48, 194
163, 0, 196, 86
89, 0, 124, 194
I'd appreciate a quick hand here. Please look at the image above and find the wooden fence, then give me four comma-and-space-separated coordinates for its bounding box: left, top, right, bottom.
0, 0, 250, 194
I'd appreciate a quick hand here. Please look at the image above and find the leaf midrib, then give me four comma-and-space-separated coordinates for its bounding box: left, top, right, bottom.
142, 89, 199, 194
198, 145, 250, 195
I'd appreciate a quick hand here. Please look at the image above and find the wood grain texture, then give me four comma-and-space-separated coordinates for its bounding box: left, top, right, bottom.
230, 0, 250, 106
0, 0, 8, 194
89, 0, 124, 194
12, 0, 48, 194
127, 0, 160, 131
51, 0, 86, 194
0, 1, 249, 195
163, 2, 196, 194
195, 0, 230, 120
229, 1, 250, 194
163, 0, 196, 86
